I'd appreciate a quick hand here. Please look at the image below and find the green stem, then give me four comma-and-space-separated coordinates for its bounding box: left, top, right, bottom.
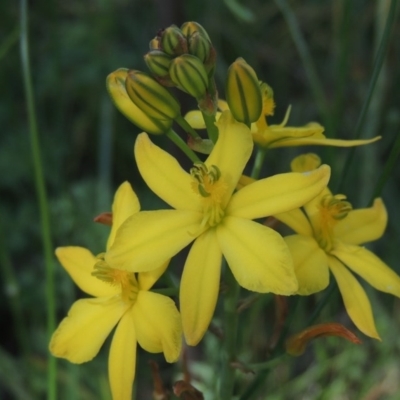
19, 1, 57, 398
251, 147, 267, 179
237, 354, 288, 400
370, 128, 400, 205
274, 0, 334, 136
219, 266, 240, 400
332, 0, 352, 136
306, 280, 336, 326
202, 112, 219, 143
166, 129, 201, 163
175, 115, 202, 140
336, 0, 398, 192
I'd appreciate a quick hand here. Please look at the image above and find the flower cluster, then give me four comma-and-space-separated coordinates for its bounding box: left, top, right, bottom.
50, 21, 400, 399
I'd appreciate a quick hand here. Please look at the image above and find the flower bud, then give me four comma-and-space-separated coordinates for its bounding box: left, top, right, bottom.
181, 21, 211, 42
149, 36, 161, 50
188, 32, 212, 63
226, 58, 262, 125
144, 50, 172, 78
125, 70, 180, 120
169, 54, 209, 99
160, 25, 188, 56
106, 69, 172, 135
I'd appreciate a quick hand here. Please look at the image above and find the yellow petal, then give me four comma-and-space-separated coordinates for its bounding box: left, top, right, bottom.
109, 311, 136, 400
333, 198, 387, 245
132, 291, 182, 362
106, 210, 201, 272
184, 110, 206, 129
253, 123, 324, 148
217, 99, 229, 111
135, 133, 202, 212
328, 256, 380, 340
49, 297, 125, 363
207, 111, 253, 207
274, 208, 313, 236
227, 165, 330, 219
55, 247, 119, 298
331, 242, 400, 297
180, 229, 222, 345
270, 135, 381, 148
107, 181, 141, 250
184, 110, 223, 129
217, 216, 297, 294
138, 260, 170, 291
284, 235, 329, 295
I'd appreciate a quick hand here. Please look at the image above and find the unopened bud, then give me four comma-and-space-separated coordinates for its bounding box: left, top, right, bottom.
149, 36, 161, 50
161, 25, 188, 56
144, 50, 173, 78
125, 70, 180, 120
181, 21, 211, 42
226, 58, 262, 126
169, 54, 209, 99
106, 69, 172, 135
188, 32, 211, 63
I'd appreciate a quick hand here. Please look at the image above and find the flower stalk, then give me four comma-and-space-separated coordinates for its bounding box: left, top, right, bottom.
20, 0, 56, 398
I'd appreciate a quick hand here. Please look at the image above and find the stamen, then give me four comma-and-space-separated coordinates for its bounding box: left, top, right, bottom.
190, 163, 227, 229
92, 253, 139, 304
316, 194, 352, 251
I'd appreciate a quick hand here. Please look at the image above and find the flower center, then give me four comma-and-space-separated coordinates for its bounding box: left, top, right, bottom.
316, 194, 352, 252
190, 163, 227, 228
92, 253, 139, 304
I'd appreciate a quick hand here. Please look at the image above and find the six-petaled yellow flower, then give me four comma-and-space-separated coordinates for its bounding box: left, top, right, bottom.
275, 154, 400, 339
49, 182, 182, 400
106, 111, 331, 345
184, 82, 380, 150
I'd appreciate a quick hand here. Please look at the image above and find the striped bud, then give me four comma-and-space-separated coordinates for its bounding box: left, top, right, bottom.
188, 32, 211, 63
226, 58, 262, 126
160, 25, 188, 56
181, 21, 211, 42
106, 69, 172, 135
144, 50, 173, 77
169, 54, 209, 99
125, 70, 180, 120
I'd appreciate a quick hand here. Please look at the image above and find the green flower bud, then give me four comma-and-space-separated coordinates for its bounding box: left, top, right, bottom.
125, 70, 180, 120
160, 25, 188, 56
144, 50, 173, 77
226, 58, 262, 125
188, 32, 211, 63
181, 21, 211, 42
106, 69, 172, 135
169, 54, 209, 99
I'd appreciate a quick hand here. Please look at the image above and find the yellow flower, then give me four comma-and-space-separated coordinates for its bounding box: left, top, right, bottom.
275, 154, 400, 339
106, 111, 331, 345
251, 103, 380, 149
49, 182, 182, 400
184, 89, 381, 149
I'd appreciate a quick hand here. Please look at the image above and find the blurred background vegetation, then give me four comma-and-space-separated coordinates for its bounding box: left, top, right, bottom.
1, 0, 400, 398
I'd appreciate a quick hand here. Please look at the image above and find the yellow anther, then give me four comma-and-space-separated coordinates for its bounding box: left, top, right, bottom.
316, 194, 353, 251
190, 163, 222, 197
92, 254, 139, 305
190, 163, 227, 228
